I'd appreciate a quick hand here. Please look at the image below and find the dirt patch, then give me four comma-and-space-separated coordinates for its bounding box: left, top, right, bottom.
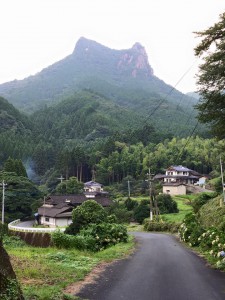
63, 261, 116, 295
21, 278, 45, 285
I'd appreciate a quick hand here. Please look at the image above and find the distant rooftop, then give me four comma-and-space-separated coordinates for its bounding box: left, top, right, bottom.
168, 165, 191, 172
84, 181, 102, 186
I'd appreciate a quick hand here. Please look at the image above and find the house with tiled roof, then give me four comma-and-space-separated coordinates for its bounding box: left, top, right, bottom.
154, 165, 202, 195
37, 181, 112, 227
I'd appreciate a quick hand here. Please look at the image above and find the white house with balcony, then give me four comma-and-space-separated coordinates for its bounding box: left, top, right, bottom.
154, 165, 202, 195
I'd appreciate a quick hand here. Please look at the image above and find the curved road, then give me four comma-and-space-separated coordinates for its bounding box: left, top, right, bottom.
16, 220, 34, 227
76, 232, 225, 300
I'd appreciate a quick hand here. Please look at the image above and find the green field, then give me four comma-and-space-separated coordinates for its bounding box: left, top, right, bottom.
126, 195, 193, 223
162, 195, 193, 223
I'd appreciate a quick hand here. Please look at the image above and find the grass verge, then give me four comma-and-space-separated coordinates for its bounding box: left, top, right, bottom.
5, 235, 135, 300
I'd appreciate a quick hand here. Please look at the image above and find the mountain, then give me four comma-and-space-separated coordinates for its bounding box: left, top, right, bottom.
186, 92, 200, 100
0, 96, 31, 133
0, 37, 198, 115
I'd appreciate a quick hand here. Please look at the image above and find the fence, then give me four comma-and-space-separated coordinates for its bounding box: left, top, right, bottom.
8, 219, 65, 233
8, 219, 65, 247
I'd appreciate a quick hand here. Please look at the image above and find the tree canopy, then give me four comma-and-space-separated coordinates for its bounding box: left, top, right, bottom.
195, 12, 225, 139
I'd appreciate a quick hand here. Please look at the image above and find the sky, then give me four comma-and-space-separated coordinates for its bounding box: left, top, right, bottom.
0, 0, 224, 93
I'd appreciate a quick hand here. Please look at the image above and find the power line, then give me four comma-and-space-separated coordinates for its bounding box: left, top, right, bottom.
178, 120, 200, 160
146, 59, 198, 120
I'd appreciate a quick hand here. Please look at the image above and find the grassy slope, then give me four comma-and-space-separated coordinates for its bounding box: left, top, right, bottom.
127, 195, 193, 223
162, 195, 194, 223
5, 236, 134, 300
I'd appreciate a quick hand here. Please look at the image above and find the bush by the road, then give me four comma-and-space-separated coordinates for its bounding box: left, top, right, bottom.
52, 222, 128, 251
156, 194, 179, 214
143, 220, 181, 233
65, 200, 107, 235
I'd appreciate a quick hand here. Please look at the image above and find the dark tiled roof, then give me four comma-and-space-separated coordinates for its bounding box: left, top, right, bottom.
39, 193, 113, 218
46, 195, 112, 206
38, 206, 71, 218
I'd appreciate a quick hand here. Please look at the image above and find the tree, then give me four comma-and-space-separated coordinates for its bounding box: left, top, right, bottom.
194, 12, 225, 139
3, 158, 27, 177
65, 200, 107, 234
133, 200, 150, 224
155, 194, 178, 214
55, 176, 84, 195
0, 171, 42, 222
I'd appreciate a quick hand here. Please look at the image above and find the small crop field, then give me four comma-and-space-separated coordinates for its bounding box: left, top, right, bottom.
4, 235, 134, 300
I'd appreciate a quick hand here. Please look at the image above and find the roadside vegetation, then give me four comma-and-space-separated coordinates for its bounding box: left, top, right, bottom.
4, 234, 134, 300
178, 193, 225, 271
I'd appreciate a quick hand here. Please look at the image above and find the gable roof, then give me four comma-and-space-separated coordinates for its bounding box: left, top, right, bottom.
167, 165, 191, 172
167, 165, 202, 176
45, 195, 112, 207
38, 206, 71, 218
38, 194, 113, 219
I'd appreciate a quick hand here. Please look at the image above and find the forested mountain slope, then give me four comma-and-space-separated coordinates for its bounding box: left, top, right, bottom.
0, 97, 34, 163
0, 96, 31, 133
32, 90, 199, 141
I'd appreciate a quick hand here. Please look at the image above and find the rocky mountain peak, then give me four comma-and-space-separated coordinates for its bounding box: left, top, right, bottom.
73, 37, 154, 78
117, 42, 153, 78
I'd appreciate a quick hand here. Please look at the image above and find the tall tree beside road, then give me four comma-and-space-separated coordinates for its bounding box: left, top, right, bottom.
195, 12, 225, 139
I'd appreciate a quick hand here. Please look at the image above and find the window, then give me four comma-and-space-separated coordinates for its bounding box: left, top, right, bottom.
45, 217, 49, 222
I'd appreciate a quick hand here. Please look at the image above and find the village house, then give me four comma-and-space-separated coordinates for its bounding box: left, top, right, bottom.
37, 181, 112, 227
154, 165, 202, 196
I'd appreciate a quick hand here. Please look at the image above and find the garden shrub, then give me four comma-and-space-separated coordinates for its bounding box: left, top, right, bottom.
156, 194, 179, 214
106, 214, 118, 223
196, 227, 225, 269
52, 223, 128, 252
179, 213, 204, 246
65, 200, 107, 235
133, 200, 149, 224
124, 198, 138, 211
51, 230, 96, 250
80, 222, 128, 251
143, 219, 181, 233
106, 202, 132, 223
198, 228, 225, 253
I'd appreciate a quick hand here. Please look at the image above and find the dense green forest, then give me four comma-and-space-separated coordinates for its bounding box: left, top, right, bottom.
0, 36, 224, 223
0, 90, 223, 192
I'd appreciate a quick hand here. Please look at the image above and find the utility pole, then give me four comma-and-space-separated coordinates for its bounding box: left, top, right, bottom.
127, 180, 131, 198
57, 175, 65, 195
57, 175, 65, 183
220, 155, 225, 205
147, 168, 154, 221
1, 180, 7, 224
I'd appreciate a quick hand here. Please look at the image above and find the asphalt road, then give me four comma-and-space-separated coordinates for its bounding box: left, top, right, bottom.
76, 232, 225, 300
16, 220, 35, 227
